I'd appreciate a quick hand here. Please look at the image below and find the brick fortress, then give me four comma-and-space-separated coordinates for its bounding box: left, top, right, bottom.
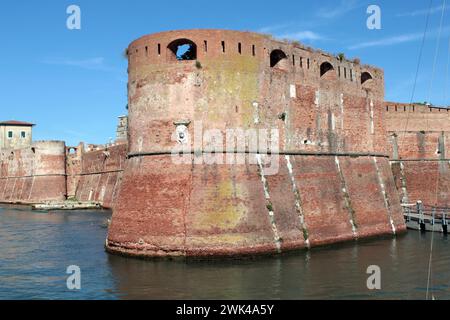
106, 29, 406, 258
0, 117, 127, 209
1, 29, 448, 258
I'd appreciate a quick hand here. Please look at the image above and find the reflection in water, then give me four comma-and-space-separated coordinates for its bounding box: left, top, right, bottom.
0, 205, 449, 300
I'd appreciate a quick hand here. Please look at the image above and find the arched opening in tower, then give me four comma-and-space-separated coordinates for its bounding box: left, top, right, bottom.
167, 39, 197, 61
361, 71, 373, 84
320, 62, 334, 77
270, 49, 288, 69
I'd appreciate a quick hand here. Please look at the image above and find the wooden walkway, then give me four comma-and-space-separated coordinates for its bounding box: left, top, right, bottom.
403, 203, 449, 234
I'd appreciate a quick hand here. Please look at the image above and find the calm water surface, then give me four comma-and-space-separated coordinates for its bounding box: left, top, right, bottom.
0, 205, 449, 300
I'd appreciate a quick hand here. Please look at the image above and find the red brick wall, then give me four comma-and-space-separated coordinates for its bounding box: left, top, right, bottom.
107, 29, 405, 258
74, 143, 127, 209
385, 102, 450, 133
385, 102, 450, 206
0, 141, 67, 203
107, 155, 405, 258
66, 144, 83, 198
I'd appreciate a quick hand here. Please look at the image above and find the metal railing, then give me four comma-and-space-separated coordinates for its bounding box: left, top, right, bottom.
402, 201, 449, 233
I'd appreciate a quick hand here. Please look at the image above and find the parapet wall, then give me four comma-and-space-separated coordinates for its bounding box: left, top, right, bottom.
385, 102, 450, 206
0, 140, 127, 208
74, 143, 127, 209
385, 103, 450, 132
125, 29, 386, 155
0, 141, 67, 202
107, 29, 405, 258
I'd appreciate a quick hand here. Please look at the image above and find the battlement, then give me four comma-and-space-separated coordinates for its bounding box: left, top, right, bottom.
385, 102, 450, 132
385, 102, 450, 113
127, 29, 383, 96
125, 29, 387, 158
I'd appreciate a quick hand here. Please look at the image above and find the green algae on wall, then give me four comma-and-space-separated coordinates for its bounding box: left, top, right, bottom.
202, 56, 260, 127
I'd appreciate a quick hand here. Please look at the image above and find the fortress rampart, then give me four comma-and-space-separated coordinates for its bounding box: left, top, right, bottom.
385, 102, 450, 207
7, 30, 447, 259
106, 30, 405, 258
74, 143, 127, 209
0, 141, 67, 202
0, 140, 127, 208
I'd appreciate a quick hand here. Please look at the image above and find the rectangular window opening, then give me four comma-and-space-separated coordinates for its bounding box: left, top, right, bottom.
221, 41, 225, 53
21, 131, 26, 138
7, 131, 13, 139
204, 40, 208, 52
307, 58, 310, 69
300, 57, 303, 68
238, 42, 242, 54
252, 45, 256, 56
157, 43, 161, 55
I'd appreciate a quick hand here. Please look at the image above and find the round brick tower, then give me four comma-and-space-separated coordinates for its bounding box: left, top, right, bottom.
106, 29, 406, 259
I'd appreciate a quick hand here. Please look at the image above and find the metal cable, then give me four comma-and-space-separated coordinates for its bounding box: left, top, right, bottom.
397, 0, 434, 159
426, 0, 447, 301
444, 38, 450, 103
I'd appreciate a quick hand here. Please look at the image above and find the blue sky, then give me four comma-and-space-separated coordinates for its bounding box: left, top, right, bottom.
0, 0, 449, 145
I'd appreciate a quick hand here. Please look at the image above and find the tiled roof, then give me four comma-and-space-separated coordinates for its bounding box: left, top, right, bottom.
0, 120, 35, 126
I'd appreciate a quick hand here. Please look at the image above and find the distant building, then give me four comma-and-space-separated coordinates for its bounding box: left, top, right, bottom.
0, 120, 34, 149
116, 115, 128, 142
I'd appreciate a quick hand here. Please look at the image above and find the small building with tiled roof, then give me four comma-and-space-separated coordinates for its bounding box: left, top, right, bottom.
0, 120, 35, 126
0, 120, 35, 149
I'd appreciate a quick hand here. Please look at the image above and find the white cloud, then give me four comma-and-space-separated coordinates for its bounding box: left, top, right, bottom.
397, 4, 449, 17
277, 31, 324, 41
348, 32, 423, 50
256, 22, 324, 42
257, 23, 295, 34
316, 0, 363, 19
41, 57, 111, 71
348, 25, 450, 50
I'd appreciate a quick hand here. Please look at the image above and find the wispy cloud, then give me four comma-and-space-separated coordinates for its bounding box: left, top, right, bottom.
256, 22, 325, 43
41, 57, 114, 71
396, 4, 449, 17
316, 0, 364, 19
348, 32, 423, 50
257, 23, 295, 34
348, 25, 450, 50
277, 31, 324, 41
